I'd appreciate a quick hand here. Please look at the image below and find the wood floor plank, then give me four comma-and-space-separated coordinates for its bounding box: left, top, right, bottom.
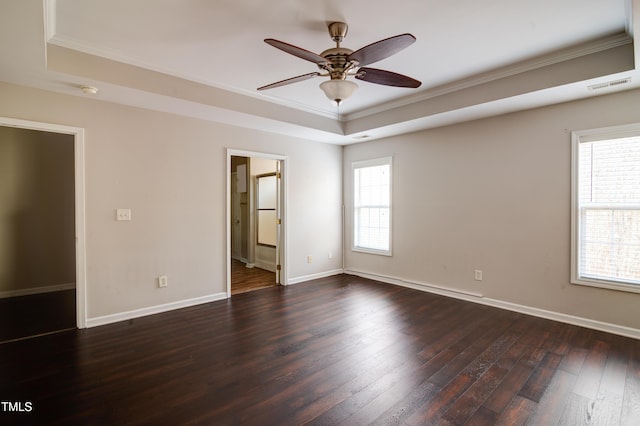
0, 289, 76, 343
405, 374, 475, 425
481, 361, 534, 414
559, 347, 589, 375
426, 311, 512, 389
439, 331, 524, 424
440, 363, 511, 425
588, 348, 628, 426
526, 369, 577, 425
621, 339, 640, 425
518, 351, 563, 402
231, 259, 276, 294
360, 348, 463, 425
1, 274, 640, 426
573, 339, 611, 400
465, 405, 498, 425
558, 393, 596, 425
495, 395, 536, 425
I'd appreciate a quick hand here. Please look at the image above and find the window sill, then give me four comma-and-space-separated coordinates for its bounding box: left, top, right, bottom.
571, 277, 640, 294
352, 247, 392, 256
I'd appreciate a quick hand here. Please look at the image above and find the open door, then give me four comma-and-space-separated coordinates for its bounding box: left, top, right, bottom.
0, 117, 87, 333
227, 150, 286, 296
275, 160, 282, 284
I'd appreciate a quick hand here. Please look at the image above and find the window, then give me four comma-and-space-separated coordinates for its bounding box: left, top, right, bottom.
571, 124, 640, 293
353, 157, 392, 255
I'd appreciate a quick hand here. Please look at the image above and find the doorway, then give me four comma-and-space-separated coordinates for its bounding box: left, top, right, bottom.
0, 117, 86, 343
227, 150, 286, 296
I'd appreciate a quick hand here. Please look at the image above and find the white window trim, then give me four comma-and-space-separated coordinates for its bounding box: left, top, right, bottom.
571, 123, 640, 294
352, 156, 393, 256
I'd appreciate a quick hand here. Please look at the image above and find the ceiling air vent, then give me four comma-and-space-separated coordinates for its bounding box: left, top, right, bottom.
588, 77, 631, 92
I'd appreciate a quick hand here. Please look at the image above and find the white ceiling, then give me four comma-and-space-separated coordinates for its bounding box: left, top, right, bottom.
1, 0, 639, 144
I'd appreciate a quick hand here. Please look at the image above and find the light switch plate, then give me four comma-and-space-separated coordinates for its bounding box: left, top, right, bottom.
116, 209, 132, 221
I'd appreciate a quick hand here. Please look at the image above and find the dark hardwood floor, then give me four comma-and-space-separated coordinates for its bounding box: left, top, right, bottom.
1, 275, 639, 425
231, 258, 277, 295
0, 289, 76, 344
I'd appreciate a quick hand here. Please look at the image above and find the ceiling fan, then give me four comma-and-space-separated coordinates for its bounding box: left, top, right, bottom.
257, 22, 421, 105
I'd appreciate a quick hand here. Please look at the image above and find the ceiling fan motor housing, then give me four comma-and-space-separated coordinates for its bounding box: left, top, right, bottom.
319, 47, 356, 80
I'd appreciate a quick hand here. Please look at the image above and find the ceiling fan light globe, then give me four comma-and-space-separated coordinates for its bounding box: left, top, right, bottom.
319, 80, 358, 104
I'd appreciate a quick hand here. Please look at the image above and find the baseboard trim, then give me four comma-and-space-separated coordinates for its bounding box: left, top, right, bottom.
481, 297, 640, 340
345, 269, 640, 340
288, 269, 344, 285
86, 292, 228, 328
0, 283, 76, 299
345, 269, 484, 300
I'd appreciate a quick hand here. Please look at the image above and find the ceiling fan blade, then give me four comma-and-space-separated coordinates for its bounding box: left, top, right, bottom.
264, 39, 328, 64
355, 67, 422, 88
257, 72, 321, 91
348, 34, 416, 66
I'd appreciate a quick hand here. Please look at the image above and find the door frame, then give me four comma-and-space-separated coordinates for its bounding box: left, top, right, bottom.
0, 116, 87, 328
230, 170, 243, 262
226, 149, 287, 296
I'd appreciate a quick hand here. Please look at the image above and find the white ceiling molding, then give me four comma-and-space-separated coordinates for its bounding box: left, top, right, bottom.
345, 32, 634, 122
3, 0, 639, 144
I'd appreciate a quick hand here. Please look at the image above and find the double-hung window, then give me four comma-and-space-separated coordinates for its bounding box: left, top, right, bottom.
571, 124, 640, 293
352, 157, 392, 255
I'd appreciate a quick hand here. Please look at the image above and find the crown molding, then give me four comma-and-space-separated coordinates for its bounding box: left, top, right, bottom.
47, 34, 340, 120
346, 32, 633, 121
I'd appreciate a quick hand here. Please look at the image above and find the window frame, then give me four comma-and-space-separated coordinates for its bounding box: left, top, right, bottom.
571, 123, 640, 294
352, 156, 393, 256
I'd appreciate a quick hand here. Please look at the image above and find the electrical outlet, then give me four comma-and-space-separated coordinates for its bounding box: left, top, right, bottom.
116, 209, 132, 221
307, 255, 312, 264
328, 251, 333, 259
158, 275, 168, 288
474, 270, 483, 281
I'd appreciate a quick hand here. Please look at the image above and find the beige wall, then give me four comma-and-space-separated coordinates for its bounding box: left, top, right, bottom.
344, 87, 640, 330
0, 126, 75, 294
5, 77, 639, 333
0, 82, 343, 319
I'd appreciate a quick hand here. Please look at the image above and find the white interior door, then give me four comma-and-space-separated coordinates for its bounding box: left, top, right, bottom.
275, 161, 282, 284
